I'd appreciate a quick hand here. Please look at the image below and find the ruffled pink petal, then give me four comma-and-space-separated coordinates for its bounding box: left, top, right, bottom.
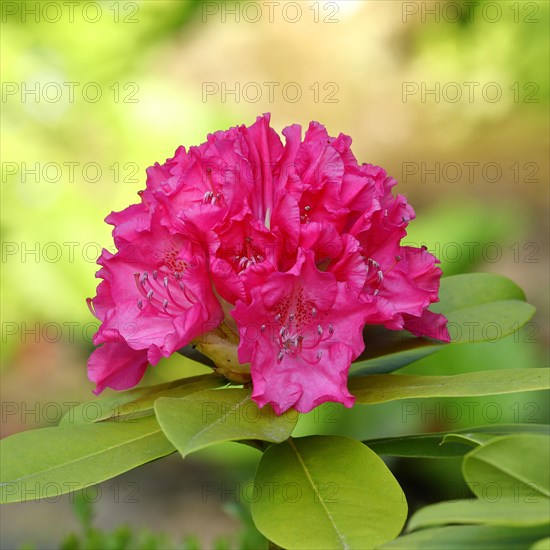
88, 342, 150, 394
404, 310, 451, 342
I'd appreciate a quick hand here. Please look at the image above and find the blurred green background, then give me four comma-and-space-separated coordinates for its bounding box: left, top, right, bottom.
1, 1, 549, 548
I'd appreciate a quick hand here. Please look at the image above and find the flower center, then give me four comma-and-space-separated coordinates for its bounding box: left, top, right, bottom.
300, 205, 311, 224
266, 288, 334, 364
233, 237, 265, 273
202, 167, 225, 206
164, 250, 188, 273
134, 270, 196, 314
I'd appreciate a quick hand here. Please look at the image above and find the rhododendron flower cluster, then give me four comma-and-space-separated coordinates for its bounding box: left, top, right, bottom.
88, 114, 450, 414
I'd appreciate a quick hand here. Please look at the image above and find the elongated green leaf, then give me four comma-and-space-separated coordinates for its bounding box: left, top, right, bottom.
434, 273, 526, 312
350, 274, 535, 376
431, 274, 535, 346
364, 424, 550, 459
60, 374, 225, 425
154, 389, 297, 458
444, 301, 535, 343
531, 537, 550, 549
366, 435, 470, 459
442, 433, 495, 447
407, 499, 550, 531
350, 340, 443, 376
463, 435, 550, 501
350, 326, 442, 377
349, 368, 550, 404
0, 416, 174, 503
251, 436, 407, 550
380, 525, 549, 549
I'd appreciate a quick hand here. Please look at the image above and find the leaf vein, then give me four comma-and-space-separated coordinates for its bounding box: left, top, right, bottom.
288, 438, 349, 550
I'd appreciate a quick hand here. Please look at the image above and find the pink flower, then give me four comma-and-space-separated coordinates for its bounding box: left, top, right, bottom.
88, 114, 449, 413
232, 250, 368, 414
87, 213, 223, 394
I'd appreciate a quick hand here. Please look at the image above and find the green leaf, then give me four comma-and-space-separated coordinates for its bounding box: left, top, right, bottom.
531, 537, 550, 550
251, 436, 407, 549
364, 424, 550, 459
444, 301, 535, 344
0, 416, 174, 503
432, 274, 535, 344
154, 389, 298, 458
434, 273, 526, 312
380, 525, 549, 549
463, 434, 550, 501
60, 374, 225, 425
350, 273, 535, 376
366, 434, 471, 459
407, 499, 550, 531
442, 433, 496, 447
349, 369, 550, 404
350, 326, 443, 376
